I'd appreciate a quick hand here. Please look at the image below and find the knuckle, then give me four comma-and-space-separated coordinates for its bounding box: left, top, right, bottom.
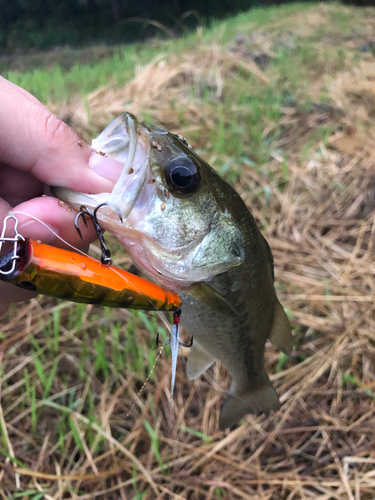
43, 112, 67, 142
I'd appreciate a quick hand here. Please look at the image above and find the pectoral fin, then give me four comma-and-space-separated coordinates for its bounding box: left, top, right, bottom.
269, 299, 293, 355
187, 340, 216, 380
219, 375, 280, 430
186, 282, 239, 317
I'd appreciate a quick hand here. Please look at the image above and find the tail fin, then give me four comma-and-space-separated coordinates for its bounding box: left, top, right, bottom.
219, 376, 280, 430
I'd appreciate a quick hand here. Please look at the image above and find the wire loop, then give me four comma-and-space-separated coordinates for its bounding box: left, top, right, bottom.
0, 214, 25, 275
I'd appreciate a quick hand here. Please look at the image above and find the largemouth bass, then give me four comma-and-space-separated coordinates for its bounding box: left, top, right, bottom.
53, 113, 293, 429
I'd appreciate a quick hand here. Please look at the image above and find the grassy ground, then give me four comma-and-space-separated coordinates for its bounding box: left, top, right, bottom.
1, 2, 375, 499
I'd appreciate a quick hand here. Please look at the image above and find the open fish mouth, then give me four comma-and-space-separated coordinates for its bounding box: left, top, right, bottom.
52, 113, 151, 229
91, 113, 151, 221
52, 112, 293, 430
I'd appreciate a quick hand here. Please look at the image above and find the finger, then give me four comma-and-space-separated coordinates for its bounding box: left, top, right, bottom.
3, 79, 46, 108
0, 197, 12, 217
0, 282, 37, 317
10, 197, 99, 250
0, 162, 43, 206
0, 77, 114, 194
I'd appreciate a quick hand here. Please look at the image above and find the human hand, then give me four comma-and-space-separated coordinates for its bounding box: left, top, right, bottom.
0, 77, 115, 316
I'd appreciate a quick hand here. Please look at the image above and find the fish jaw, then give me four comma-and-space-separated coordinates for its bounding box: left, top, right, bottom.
91, 113, 132, 161
50, 187, 131, 236
53, 112, 151, 228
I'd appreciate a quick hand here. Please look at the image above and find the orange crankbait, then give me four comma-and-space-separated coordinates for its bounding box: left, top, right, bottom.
0, 215, 181, 312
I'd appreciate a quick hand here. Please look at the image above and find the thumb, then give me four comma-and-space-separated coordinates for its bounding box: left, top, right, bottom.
0, 77, 113, 194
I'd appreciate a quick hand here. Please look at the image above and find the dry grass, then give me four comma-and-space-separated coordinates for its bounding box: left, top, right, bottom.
1, 3, 375, 499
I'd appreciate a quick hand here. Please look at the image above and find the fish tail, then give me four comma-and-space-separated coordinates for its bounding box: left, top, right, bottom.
219, 375, 280, 430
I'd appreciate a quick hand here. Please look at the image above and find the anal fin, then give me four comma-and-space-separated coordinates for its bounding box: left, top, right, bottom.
187, 340, 216, 380
269, 298, 293, 355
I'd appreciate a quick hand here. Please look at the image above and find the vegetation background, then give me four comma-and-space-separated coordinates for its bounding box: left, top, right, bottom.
0, 0, 373, 52
1, 1, 375, 499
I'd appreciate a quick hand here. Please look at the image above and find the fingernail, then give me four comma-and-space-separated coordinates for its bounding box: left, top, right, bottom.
89, 152, 123, 181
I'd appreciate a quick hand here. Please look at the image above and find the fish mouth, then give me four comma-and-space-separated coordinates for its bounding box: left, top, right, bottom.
92, 113, 136, 171
54, 112, 246, 291
92, 113, 151, 221
52, 113, 152, 236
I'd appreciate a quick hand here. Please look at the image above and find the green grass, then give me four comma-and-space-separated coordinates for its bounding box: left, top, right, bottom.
342, 372, 375, 399
179, 425, 212, 444
143, 420, 168, 474
13, 490, 46, 499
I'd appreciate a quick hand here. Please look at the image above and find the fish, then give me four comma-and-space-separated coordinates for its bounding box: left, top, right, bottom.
52, 112, 293, 429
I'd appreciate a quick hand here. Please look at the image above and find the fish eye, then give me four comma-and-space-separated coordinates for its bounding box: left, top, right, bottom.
165, 157, 201, 194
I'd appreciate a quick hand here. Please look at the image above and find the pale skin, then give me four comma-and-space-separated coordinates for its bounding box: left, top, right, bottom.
0, 77, 115, 316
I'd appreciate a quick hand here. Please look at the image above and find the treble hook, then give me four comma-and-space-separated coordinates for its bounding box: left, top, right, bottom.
74, 203, 112, 266
155, 334, 193, 348
155, 309, 193, 348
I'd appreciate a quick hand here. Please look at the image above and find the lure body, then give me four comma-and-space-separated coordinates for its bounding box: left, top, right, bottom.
0, 238, 181, 312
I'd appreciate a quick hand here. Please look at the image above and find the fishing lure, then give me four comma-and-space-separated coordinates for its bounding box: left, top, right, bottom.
1, 213, 189, 406
0, 214, 181, 312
